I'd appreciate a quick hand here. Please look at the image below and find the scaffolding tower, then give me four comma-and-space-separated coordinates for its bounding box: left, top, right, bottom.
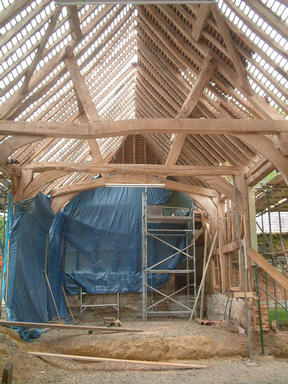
142, 191, 196, 320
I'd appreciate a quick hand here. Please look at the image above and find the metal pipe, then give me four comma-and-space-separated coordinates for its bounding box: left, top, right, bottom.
148, 233, 192, 259
147, 284, 192, 311
266, 192, 279, 329
233, 176, 253, 362
200, 228, 208, 319
254, 266, 264, 355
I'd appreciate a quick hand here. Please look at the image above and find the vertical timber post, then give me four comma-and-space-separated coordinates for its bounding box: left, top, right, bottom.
233, 176, 253, 362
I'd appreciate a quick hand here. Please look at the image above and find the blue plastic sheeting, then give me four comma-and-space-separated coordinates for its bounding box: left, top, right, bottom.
2, 194, 12, 300
5, 193, 68, 329
5, 187, 193, 338
62, 187, 190, 294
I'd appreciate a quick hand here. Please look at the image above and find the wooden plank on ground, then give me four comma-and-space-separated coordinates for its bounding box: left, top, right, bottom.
28, 351, 207, 369
0, 320, 142, 333
247, 248, 288, 291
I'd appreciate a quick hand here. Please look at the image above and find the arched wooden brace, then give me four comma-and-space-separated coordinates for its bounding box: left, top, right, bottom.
233, 134, 288, 186
23, 170, 68, 200
50, 175, 219, 217
0, 136, 42, 164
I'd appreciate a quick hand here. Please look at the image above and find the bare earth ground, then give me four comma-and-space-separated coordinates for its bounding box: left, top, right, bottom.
0, 319, 288, 383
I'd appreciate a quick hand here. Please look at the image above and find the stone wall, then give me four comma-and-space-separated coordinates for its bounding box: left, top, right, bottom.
207, 293, 247, 327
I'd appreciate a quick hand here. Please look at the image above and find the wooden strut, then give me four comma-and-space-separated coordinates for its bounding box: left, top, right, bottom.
189, 231, 218, 321
28, 351, 207, 369
199, 228, 208, 320
0, 320, 143, 333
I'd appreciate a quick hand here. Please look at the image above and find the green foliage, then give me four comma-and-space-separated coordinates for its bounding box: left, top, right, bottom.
257, 233, 288, 253
268, 309, 288, 325
255, 170, 277, 188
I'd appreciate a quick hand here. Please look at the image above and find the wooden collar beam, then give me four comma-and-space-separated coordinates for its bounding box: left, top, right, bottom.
23, 162, 242, 177
0, 119, 287, 138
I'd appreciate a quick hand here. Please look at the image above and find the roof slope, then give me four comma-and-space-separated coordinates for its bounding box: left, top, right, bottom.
0, 1, 287, 208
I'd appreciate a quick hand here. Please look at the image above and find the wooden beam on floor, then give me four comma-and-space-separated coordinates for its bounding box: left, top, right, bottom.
0, 320, 143, 333
1, 119, 287, 138
28, 351, 207, 369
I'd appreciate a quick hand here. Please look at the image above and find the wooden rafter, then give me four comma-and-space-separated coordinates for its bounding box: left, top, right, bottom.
191, 4, 211, 42
21, 8, 61, 95
67, 6, 83, 42
210, 5, 252, 96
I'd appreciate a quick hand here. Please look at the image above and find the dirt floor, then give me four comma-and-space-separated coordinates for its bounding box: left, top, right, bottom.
0, 319, 288, 383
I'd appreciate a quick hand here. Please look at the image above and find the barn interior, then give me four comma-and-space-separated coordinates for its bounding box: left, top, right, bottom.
0, 0, 288, 382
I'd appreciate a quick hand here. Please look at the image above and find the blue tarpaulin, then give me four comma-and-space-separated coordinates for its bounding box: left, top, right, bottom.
5, 193, 68, 328
5, 187, 193, 337
62, 187, 190, 294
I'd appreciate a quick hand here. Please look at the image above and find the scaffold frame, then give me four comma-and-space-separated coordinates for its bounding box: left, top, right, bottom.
142, 191, 196, 320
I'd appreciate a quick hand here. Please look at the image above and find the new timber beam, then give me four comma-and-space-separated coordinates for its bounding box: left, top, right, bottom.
0, 119, 287, 138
